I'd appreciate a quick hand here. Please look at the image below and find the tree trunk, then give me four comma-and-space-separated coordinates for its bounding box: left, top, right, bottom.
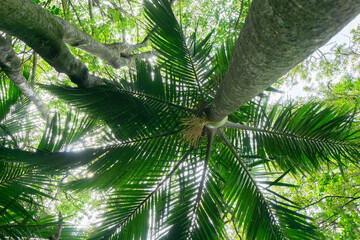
0, 0, 150, 88
208, 0, 360, 122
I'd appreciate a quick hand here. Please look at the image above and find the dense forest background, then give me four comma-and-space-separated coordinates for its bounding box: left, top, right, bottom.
1, 0, 360, 239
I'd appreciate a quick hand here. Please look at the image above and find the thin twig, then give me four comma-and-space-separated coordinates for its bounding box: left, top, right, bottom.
69, 0, 86, 32
49, 212, 63, 240
232, 218, 242, 240
303, 195, 360, 210
319, 196, 360, 229
234, 0, 244, 30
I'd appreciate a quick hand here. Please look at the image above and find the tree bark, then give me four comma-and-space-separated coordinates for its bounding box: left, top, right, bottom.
0, 36, 49, 119
55, 16, 151, 68
0, 0, 150, 88
0, 0, 99, 87
208, 0, 360, 122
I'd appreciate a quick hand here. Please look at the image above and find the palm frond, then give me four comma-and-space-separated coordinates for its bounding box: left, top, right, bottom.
0, 75, 36, 148
225, 101, 360, 173
144, 0, 214, 105
216, 131, 321, 239
41, 79, 189, 142
37, 112, 96, 152
160, 147, 212, 240
0, 215, 83, 240
88, 134, 225, 240
217, 131, 284, 239
68, 132, 185, 191
123, 61, 193, 110
88, 149, 193, 240
205, 37, 236, 98
0, 74, 21, 122
0, 160, 62, 240
0, 110, 97, 239
187, 130, 226, 240
160, 136, 226, 240
0, 147, 102, 174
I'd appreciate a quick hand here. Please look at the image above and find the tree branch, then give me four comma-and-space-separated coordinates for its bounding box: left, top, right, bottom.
318, 196, 360, 230
0, 0, 152, 88
303, 195, 360, 210
232, 218, 242, 240
68, 0, 86, 32
0, 0, 104, 88
0, 36, 49, 119
30, 51, 37, 83
56, 15, 153, 68
49, 212, 63, 240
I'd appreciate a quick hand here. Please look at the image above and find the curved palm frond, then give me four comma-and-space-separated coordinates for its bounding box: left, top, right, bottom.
40, 65, 191, 143
89, 141, 227, 240
216, 131, 321, 239
88, 149, 193, 240
186, 132, 226, 240
0, 214, 83, 240
204, 38, 236, 99
125, 61, 194, 111
0, 75, 36, 149
225, 100, 360, 174
0, 74, 21, 122
144, 0, 214, 106
37, 112, 96, 152
0, 157, 69, 239
68, 132, 186, 191
0, 110, 99, 239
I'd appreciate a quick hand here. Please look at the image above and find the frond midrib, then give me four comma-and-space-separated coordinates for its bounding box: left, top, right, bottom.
219, 129, 286, 239
226, 121, 359, 149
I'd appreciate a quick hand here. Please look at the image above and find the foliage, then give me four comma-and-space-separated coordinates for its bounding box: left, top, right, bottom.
286, 164, 360, 239
278, 23, 360, 240
282, 24, 360, 110
1, 0, 360, 239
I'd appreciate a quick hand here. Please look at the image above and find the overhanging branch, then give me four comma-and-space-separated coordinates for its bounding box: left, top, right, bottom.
0, 0, 152, 88
0, 36, 49, 119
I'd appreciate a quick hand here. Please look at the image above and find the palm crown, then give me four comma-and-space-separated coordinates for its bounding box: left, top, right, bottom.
1, 0, 360, 239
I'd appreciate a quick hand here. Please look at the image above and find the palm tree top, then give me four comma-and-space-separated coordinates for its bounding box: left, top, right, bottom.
0, 0, 360, 239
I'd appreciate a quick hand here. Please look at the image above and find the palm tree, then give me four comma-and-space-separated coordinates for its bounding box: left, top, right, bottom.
1, 0, 360, 239
208, 0, 360, 121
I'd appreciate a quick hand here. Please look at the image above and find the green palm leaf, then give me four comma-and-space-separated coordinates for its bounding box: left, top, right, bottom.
0, 158, 65, 239
216, 131, 321, 239
144, 0, 214, 106
0, 214, 83, 240
41, 74, 190, 143
0, 74, 21, 122
0, 110, 100, 239
88, 149, 191, 240
68, 133, 185, 191
0, 75, 36, 148
38, 112, 96, 152
125, 61, 194, 110
225, 100, 360, 173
